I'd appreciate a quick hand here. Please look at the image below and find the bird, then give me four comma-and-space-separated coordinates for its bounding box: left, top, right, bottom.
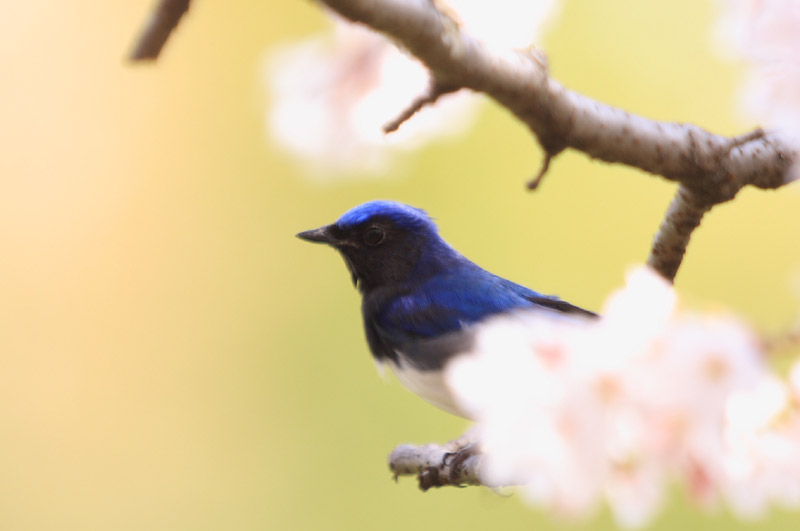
297, 200, 596, 418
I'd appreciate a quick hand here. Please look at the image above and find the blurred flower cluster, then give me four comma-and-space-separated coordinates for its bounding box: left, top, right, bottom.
716, 0, 800, 148
447, 267, 800, 528
264, 1, 560, 176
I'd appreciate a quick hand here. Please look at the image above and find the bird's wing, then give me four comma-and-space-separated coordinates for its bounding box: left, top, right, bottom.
502, 278, 598, 318
372, 269, 595, 342
365, 270, 594, 370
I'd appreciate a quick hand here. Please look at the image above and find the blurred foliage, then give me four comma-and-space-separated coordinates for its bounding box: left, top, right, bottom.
0, 0, 798, 529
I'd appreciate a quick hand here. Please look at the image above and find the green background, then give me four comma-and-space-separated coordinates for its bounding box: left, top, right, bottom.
1, 0, 799, 529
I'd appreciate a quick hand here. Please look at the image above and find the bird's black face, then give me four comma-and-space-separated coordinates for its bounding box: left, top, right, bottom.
297, 216, 424, 292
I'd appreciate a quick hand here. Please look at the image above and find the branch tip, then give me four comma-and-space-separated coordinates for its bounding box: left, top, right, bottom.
526, 152, 554, 190
129, 0, 191, 62
762, 323, 800, 355
522, 46, 549, 74
725, 128, 766, 152
383, 82, 457, 134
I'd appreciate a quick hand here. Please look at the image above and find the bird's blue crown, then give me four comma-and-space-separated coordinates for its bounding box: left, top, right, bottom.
337, 200, 436, 233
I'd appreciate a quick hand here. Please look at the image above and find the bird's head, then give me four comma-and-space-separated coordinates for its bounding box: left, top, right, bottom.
297, 201, 456, 292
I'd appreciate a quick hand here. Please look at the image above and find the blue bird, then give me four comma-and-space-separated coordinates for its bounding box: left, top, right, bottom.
297, 201, 596, 417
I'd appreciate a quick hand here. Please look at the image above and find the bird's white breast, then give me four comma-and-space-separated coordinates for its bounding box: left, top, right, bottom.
383, 354, 469, 418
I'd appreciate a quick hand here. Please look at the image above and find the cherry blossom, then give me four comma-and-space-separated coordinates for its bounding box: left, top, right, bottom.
715, 1, 800, 147
447, 267, 800, 527
265, 1, 560, 176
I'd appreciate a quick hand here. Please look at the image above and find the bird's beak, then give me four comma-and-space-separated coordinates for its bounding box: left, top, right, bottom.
296, 224, 335, 244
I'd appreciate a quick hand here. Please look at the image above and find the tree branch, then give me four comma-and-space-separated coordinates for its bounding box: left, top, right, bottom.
318, 0, 799, 281
125, 0, 799, 280
129, 0, 191, 61
389, 435, 487, 491
647, 185, 711, 280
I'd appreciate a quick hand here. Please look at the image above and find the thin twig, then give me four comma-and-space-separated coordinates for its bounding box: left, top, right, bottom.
761, 322, 800, 355
526, 151, 553, 190
383, 82, 457, 133
724, 128, 766, 152
129, 0, 191, 61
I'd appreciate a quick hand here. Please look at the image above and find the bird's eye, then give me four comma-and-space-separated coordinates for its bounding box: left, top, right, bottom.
362, 226, 385, 246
